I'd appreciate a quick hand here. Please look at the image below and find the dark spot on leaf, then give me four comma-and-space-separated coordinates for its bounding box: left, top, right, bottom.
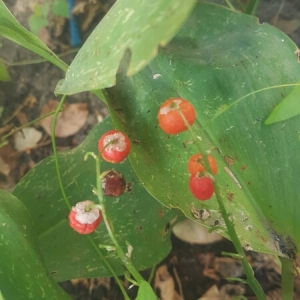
50, 271, 57, 275
132, 139, 140, 144
226, 193, 234, 202
158, 210, 164, 217
164, 222, 171, 232
241, 165, 247, 171
126, 182, 133, 192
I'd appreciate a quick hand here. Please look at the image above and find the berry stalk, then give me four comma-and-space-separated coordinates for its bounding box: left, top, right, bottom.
91, 153, 145, 285
51, 98, 130, 299
177, 109, 267, 300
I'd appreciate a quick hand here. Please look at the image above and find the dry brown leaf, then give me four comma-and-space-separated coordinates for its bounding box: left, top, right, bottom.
81, 3, 101, 31
13, 127, 43, 151
16, 111, 28, 126
53, 16, 66, 37
72, 1, 86, 14
40, 100, 88, 138
39, 27, 54, 48
272, 18, 299, 35
24, 94, 37, 108
0, 144, 18, 175
172, 218, 223, 244
0, 155, 11, 176
154, 265, 183, 300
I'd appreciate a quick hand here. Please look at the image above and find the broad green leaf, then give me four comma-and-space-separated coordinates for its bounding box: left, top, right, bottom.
105, 3, 300, 257
0, 0, 67, 71
53, 0, 69, 18
0, 60, 10, 82
136, 281, 157, 300
13, 117, 182, 281
0, 189, 71, 300
55, 0, 196, 95
265, 81, 300, 124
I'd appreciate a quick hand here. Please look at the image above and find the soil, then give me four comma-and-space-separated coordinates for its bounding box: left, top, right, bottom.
1, 0, 300, 299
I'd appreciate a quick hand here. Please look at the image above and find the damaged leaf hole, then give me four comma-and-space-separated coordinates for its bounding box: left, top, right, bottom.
190, 205, 211, 220
268, 228, 298, 259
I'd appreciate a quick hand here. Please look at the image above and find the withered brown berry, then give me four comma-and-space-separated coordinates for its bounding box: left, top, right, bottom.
101, 169, 126, 197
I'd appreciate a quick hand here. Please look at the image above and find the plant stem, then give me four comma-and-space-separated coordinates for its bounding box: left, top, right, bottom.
224, 0, 236, 11
51, 95, 70, 210
51, 97, 130, 299
94, 155, 145, 285
235, 0, 246, 11
280, 257, 294, 300
244, 0, 260, 15
0, 109, 61, 149
87, 235, 130, 300
0, 48, 79, 66
178, 110, 266, 299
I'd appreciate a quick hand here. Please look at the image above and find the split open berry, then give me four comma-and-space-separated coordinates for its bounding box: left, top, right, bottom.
188, 154, 218, 175
189, 173, 214, 201
158, 98, 196, 134
98, 130, 131, 163
69, 200, 102, 234
101, 169, 126, 197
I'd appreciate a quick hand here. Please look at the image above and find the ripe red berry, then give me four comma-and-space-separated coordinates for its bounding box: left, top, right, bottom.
189, 173, 214, 201
188, 154, 218, 175
98, 130, 131, 163
101, 169, 126, 197
69, 200, 102, 234
158, 98, 196, 134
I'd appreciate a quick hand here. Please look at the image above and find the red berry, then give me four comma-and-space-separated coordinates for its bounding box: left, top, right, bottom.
69, 200, 102, 234
188, 154, 218, 175
101, 169, 126, 197
189, 173, 214, 201
98, 130, 131, 163
158, 98, 196, 134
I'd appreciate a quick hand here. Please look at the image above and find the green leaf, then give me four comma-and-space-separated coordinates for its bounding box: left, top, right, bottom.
55, 0, 196, 95
12, 117, 182, 281
28, 14, 49, 36
105, 3, 300, 257
53, 0, 69, 18
0, 189, 71, 300
136, 281, 157, 300
0, 60, 10, 82
0, 0, 67, 71
41, 2, 51, 18
265, 81, 300, 124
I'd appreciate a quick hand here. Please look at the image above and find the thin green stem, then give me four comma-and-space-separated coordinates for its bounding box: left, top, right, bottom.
224, 0, 236, 11
87, 235, 130, 300
210, 83, 300, 123
0, 48, 79, 66
93, 155, 144, 285
148, 265, 156, 284
178, 111, 266, 300
51, 98, 129, 299
51, 95, 70, 210
235, 0, 246, 11
0, 109, 61, 149
280, 257, 294, 300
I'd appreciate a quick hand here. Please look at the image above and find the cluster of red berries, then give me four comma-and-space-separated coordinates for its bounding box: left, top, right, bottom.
69, 130, 131, 234
158, 97, 217, 201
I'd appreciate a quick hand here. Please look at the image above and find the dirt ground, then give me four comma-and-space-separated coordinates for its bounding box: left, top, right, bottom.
1, 0, 300, 299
